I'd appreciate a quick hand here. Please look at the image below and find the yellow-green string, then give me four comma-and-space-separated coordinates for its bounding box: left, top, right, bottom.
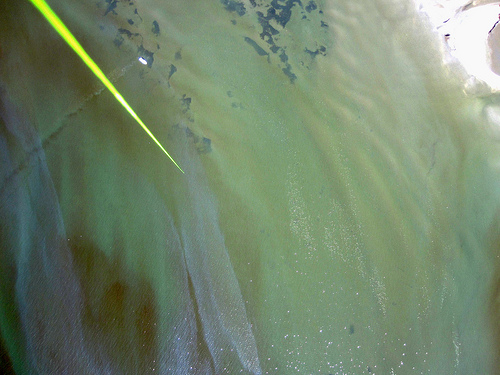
28, 0, 184, 173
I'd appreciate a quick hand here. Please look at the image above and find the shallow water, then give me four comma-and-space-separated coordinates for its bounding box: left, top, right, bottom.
1, 0, 500, 374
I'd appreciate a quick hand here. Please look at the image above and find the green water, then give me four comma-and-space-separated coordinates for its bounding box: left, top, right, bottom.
1, 0, 500, 374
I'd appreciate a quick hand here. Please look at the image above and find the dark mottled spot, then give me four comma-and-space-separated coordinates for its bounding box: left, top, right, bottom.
270, 45, 280, 53
279, 50, 288, 63
168, 64, 177, 79
305, 1, 317, 12
113, 35, 124, 47
231, 19, 237, 25
104, 0, 117, 16
304, 46, 326, 58
349, 324, 355, 334
249, 0, 256, 6
227, 91, 233, 97
368, 366, 372, 373
304, 48, 318, 57
255, 0, 302, 65
282, 64, 296, 83
118, 28, 139, 38
220, 0, 246, 16
175, 50, 182, 60
321, 20, 328, 28
152, 20, 160, 36
257, 11, 279, 41
244, 37, 268, 56
198, 137, 212, 154
127, 19, 134, 25
181, 94, 191, 111
185, 126, 195, 139
270, 0, 302, 28
182, 126, 212, 153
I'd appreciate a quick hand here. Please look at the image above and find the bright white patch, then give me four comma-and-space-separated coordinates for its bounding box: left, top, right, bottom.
445, 4, 500, 90
138, 57, 148, 65
416, 0, 468, 27
417, 1, 500, 91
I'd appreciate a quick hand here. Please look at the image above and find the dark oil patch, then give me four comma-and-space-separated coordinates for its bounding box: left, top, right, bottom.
168, 64, 177, 79
304, 45, 326, 58
180, 94, 191, 112
173, 124, 212, 154
220, 0, 246, 16
244, 37, 269, 57
117, 28, 140, 39
113, 34, 124, 47
104, 0, 118, 16
239, 0, 330, 83
282, 65, 296, 83
305, 1, 317, 13
152, 20, 160, 36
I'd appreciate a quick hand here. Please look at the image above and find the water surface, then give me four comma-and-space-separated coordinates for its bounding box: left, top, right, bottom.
1, 0, 500, 374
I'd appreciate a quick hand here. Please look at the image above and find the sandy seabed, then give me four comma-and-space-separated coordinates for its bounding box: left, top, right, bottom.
1, 0, 500, 374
